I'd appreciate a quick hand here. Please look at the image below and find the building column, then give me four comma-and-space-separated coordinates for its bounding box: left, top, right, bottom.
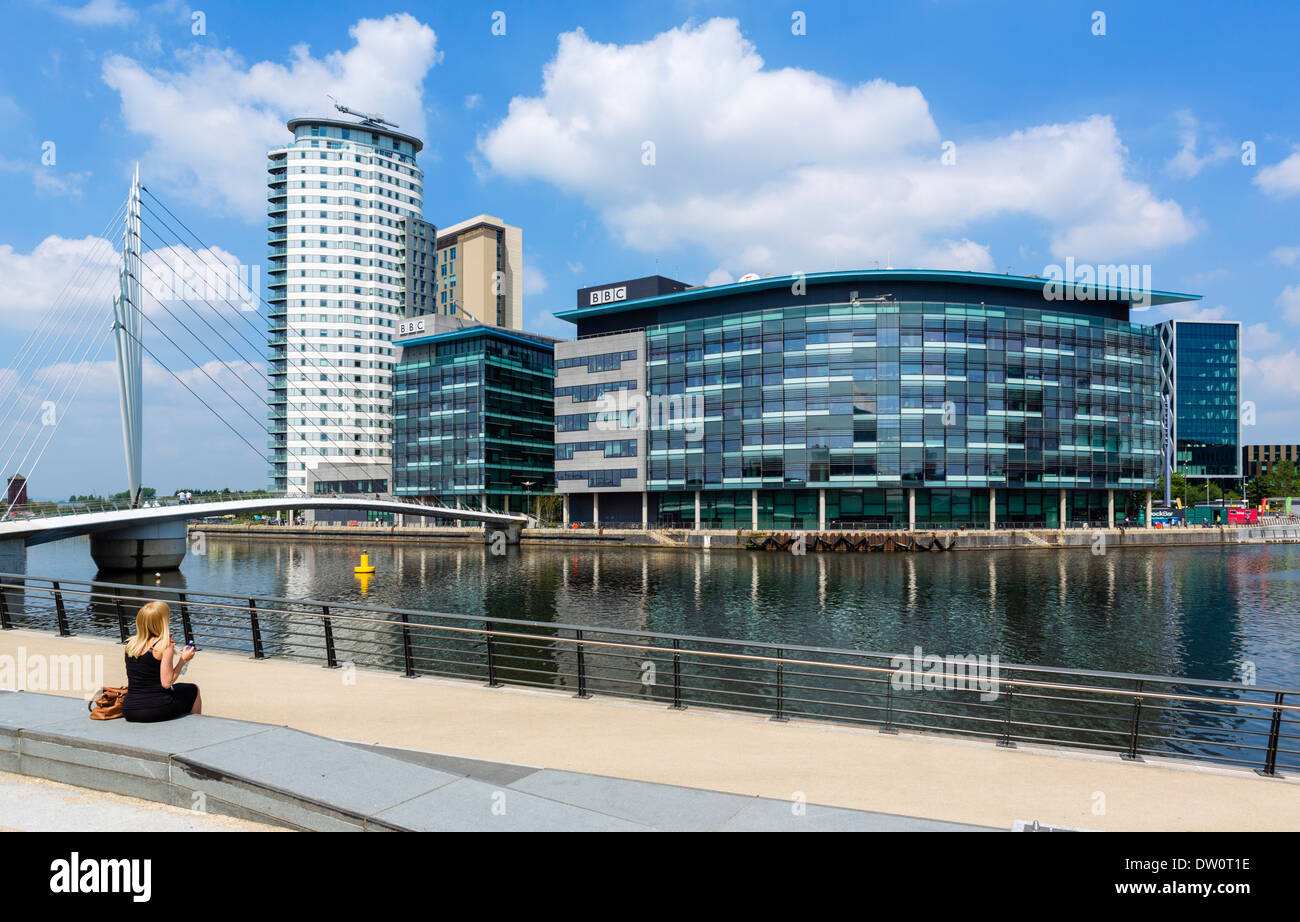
907, 488, 916, 531
593, 492, 600, 527
694, 490, 701, 532
1059, 488, 1067, 530
818, 488, 826, 531
562, 493, 569, 526
1145, 490, 1152, 526
1107, 489, 1115, 528
751, 489, 759, 531
989, 488, 996, 530
481, 494, 488, 512
642, 491, 648, 529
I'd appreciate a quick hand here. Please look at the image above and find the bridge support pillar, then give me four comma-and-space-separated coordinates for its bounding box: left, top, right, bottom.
89, 519, 188, 572
0, 539, 25, 576
484, 523, 522, 546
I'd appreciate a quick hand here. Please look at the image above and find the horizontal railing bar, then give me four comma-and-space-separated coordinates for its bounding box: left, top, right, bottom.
7, 574, 1296, 696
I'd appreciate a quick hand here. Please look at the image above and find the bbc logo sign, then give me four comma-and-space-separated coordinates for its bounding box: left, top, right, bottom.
589, 286, 628, 306
397, 318, 427, 336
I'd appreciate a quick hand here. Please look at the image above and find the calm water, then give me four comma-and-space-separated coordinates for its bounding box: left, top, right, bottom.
23, 534, 1300, 687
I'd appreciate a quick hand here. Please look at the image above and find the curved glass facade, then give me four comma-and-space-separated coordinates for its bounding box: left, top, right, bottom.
643, 298, 1159, 527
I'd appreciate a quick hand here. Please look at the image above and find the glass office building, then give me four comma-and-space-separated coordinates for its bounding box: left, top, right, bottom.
392, 322, 557, 513
1157, 320, 1241, 479
556, 271, 1207, 529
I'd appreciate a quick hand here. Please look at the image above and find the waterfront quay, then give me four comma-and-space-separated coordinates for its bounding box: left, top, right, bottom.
2, 572, 1297, 831
3, 627, 1297, 831
191, 520, 1300, 552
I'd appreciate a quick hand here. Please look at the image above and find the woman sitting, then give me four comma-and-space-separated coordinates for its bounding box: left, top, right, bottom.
122, 600, 201, 722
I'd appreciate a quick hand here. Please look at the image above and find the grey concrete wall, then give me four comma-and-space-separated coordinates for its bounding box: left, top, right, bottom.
553, 330, 646, 495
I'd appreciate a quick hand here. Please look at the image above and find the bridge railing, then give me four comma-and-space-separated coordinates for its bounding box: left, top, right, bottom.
1, 493, 527, 523
1, 572, 1295, 777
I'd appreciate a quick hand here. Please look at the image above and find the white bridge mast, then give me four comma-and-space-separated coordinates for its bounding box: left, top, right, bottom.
112, 165, 144, 507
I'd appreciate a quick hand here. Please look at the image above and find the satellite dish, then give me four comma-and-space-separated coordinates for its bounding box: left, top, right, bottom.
737, 272, 761, 282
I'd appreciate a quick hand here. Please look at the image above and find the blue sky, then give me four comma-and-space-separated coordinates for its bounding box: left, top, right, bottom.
2, 0, 1299, 497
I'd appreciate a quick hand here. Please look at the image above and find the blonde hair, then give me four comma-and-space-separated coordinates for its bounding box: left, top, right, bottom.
125, 601, 171, 658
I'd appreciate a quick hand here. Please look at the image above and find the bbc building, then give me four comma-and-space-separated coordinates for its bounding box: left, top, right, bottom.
551, 270, 1229, 531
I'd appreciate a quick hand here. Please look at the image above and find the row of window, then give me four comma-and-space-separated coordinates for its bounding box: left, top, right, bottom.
554, 440, 638, 459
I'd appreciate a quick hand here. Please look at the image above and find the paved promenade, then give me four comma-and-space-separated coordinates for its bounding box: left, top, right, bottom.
2, 628, 1297, 831
0, 771, 281, 832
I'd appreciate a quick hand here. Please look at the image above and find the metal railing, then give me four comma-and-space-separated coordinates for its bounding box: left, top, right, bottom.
1, 572, 1295, 777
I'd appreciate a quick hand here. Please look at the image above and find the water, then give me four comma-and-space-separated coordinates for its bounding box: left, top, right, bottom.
23, 534, 1300, 688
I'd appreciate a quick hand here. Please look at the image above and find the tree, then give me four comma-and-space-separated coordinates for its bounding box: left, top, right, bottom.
1246, 460, 1300, 506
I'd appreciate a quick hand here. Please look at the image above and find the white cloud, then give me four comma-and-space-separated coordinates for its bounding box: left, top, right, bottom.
522, 263, 548, 296
50, 0, 136, 26
1270, 244, 1300, 267
0, 236, 120, 331
102, 14, 440, 221
1165, 110, 1235, 179
1277, 285, 1300, 324
464, 93, 482, 110
1160, 302, 1231, 323
479, 18, 1197, 277
1244, 350, 1300, 400
0, 235, 259, 335
1254, 150, 1300, 198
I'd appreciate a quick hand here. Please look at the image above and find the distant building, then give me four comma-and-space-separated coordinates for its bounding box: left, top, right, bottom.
267, 115, 425, 494
392, 315, 558, 513
1242, 444, 1300, 479
553, 269, 1206, 529
1157, 320, 1242, 480
6, 473, 27, 509
430, 215, 523, 330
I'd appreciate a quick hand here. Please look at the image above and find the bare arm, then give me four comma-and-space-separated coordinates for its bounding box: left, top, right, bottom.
158, 634, 195, 687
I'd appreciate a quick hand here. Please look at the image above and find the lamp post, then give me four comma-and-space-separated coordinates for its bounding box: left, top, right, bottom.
522, 479, 536, 521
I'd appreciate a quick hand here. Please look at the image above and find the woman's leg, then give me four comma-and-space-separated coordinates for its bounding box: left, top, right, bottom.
191, 688, 202, 714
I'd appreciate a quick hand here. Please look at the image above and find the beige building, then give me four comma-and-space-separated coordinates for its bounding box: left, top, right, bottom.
431, 215, 523, 330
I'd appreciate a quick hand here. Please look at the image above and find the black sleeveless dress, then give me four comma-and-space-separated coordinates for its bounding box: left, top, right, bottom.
122, 641, 199, 722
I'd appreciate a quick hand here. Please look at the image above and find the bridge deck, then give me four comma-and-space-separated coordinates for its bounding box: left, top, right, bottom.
3, 629, 1296, 831
0, 497, 526, 546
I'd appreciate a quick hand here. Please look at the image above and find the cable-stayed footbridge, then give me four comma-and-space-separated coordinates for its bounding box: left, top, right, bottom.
0, 169, 527, 573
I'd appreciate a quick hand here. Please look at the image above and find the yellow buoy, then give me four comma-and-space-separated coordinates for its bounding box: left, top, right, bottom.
354, 552, 376, 576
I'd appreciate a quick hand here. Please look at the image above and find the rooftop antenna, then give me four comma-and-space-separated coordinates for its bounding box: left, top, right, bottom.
327, 95, 400, 130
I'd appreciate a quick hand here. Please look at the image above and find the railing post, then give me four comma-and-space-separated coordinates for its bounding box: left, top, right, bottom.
1122, 680, 1144, 762
178, 592, 193, 646
484, 621, 501, 688
771, 647, 788, 722
115, 599, 128, 643
572, 629, 592, 702
322, 605, 338, 668
669, 637, 685, 710
881, 675, 898, 734
0, 584, 11, 630
399, 612, 415, 677
997, 674, 1016, 748
248, 598, 264, 659
53, 581, 70, 637
1257, 692, 1286, 778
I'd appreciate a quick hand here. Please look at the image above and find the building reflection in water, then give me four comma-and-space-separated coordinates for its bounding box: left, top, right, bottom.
22, 534, 1299, 688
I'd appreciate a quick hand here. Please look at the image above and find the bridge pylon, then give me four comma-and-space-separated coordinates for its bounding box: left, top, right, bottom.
111, 164, 144, 508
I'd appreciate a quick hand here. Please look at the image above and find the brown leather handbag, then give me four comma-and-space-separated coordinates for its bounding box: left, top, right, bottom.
88, 686, 128, 720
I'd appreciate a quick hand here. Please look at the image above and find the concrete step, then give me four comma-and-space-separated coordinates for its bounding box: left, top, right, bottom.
0, 690, 994, 831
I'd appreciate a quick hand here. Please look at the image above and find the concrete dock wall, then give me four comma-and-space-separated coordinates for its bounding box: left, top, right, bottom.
188, 522, 1300, 552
